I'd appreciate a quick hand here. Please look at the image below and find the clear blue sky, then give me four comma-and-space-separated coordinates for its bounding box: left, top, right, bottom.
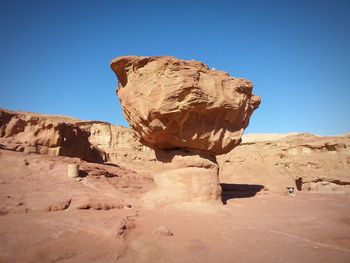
1, 0, 349, 135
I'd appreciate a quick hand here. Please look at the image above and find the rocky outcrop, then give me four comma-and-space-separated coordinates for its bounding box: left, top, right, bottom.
0, 108, 155, 171
111, 56, 260, 155
111, 56, 261, 205
77, 121, 155, 172
218, 133, 350, 193
0, 109, 104, 163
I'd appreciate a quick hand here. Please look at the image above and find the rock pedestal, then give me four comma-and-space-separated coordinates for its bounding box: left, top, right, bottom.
144, 149, 222, 206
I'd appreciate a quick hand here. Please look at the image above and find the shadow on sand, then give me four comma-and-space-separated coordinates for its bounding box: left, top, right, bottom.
220, 183, 265, 204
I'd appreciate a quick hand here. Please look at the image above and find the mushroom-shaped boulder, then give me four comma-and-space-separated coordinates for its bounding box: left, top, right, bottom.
111, 56, 261, 206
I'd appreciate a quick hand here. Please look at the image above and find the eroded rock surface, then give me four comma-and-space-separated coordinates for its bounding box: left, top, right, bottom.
0, 109, 104, 163
0, 108, 154, 169
111, 56, 261, 205
143, 149, 222, 206
111, 56, 261, 155
218, 133, 350, 194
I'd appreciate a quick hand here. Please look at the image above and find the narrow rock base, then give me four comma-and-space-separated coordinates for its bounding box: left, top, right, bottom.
143, 149, 222, 207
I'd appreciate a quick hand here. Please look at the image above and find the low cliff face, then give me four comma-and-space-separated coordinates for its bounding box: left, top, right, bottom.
78, 121, 155, 172
0, 110, 105, 163
0, 109, 105, 163
0, 108, 154, 169
218, 133, 350, 193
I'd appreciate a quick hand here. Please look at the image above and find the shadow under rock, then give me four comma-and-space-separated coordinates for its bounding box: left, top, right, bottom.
155, 148, 217, 163
78, 170, 89, 178
220, 183, 265, 204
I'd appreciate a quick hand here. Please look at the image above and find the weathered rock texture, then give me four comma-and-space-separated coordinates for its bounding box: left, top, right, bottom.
218, 133, 350, 195
0, 109, 104, 163
111, 56, 261, 155
144, 149, 222, 206
0, 108, 154, 171
77, 121, 155, 173
111, 56, 261, 205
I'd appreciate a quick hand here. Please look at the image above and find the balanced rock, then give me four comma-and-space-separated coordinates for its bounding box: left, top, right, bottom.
111, 56, 261, 155
111, 56, 261, 205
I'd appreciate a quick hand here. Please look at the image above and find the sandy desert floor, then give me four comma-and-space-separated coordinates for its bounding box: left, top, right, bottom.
0, 149, 349, 263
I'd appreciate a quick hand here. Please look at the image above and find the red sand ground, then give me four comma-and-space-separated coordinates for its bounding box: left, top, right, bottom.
0, 149, 349, 262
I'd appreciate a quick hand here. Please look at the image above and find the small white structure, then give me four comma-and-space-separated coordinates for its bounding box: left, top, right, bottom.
67, 164, 79, 178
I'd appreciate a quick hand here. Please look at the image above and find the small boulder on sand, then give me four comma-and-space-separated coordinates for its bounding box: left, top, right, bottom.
152, 225, 174, 236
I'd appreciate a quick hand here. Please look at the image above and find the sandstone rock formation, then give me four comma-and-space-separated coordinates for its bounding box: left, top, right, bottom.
0, 108, 154, 169
111, 56, 261, 155
0, 109, 104, 163
144, 149, 222, 206
77, 120, 155, 173
218, 133, 350, 195
111, 56, 261, 205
